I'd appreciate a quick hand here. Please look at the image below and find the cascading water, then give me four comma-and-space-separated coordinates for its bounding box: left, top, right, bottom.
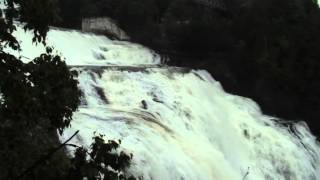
6, 27, 320, 180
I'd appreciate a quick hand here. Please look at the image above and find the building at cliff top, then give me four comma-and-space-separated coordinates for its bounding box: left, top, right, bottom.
82, 17, 129, 40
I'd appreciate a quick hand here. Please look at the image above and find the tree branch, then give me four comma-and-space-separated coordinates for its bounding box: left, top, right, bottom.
16, 130, 80, 180
242, 167, 250, 180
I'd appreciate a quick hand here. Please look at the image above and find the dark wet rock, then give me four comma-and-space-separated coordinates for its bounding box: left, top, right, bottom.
243, 129, 250, 139
152, 97, 164, 104
92, 51, 106, 60
89, 71, 97, 82
94, 86, 109, 104
80, 90, 88, 106
99, 46, 108, 52
141, 100, 148, 110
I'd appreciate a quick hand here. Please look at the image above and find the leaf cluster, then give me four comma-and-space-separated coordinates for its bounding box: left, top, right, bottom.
0, 48, 81, 133
1, 0, 59, 49
67, 134, 135, 180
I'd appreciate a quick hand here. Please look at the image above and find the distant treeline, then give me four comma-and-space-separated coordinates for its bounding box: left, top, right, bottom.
56, 0, 320, 137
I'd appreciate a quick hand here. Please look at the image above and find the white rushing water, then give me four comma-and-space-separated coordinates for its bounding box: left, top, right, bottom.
5, 27, 320, 180
5, 26, 160, 66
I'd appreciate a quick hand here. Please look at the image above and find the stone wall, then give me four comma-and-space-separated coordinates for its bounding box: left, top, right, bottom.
82, 17, 129, 40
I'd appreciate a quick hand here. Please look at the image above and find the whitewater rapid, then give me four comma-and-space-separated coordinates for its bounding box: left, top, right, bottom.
6, 27, 320, 180
5, 26, 160, 66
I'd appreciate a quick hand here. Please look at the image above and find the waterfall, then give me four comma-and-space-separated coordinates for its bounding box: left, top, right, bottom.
6, 27, 320, 180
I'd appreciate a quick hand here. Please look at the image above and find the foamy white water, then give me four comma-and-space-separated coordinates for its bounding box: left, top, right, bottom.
6, 27, 320, 180
0, 0, 5, 9
5, 26, 160, 66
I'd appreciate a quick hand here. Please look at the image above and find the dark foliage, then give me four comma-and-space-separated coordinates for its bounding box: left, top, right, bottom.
0, 1, 133, 179
0, 49, 80, 133
0, 0, 79, 133
67, 134, 134, 180
231, 0, 320, 136
1, 0, 59, 47
0, 1, 81, 179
